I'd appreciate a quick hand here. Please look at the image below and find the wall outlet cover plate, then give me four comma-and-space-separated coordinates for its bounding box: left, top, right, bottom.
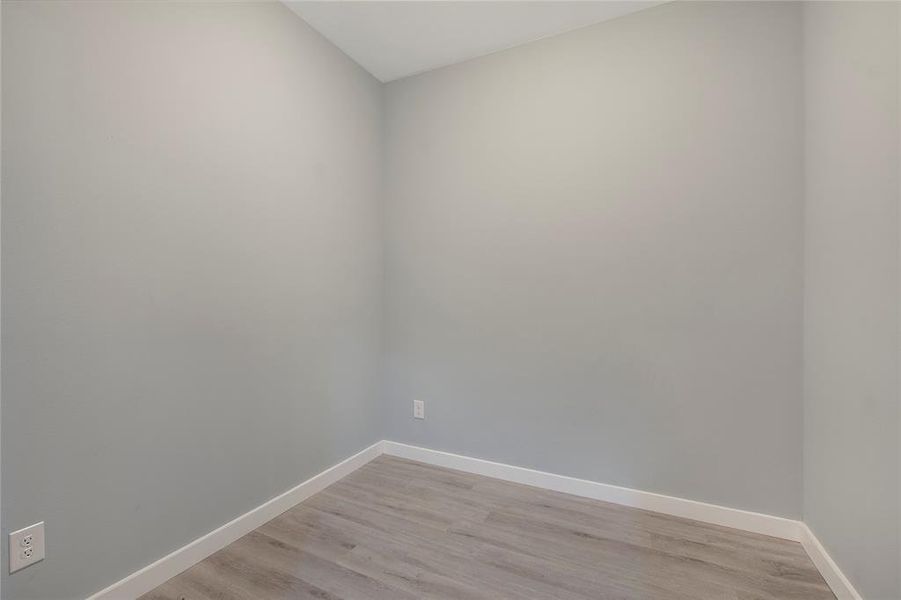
9, 522, 45, 573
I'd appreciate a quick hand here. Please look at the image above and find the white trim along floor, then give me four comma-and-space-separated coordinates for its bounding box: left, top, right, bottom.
88, 440, 860, 600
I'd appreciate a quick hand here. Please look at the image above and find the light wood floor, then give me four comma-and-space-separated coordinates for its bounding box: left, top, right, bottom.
142, 455, 835, 600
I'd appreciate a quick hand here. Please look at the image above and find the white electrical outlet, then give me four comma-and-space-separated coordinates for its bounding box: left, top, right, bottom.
9, 522, 44, 574
413, 399, 425, 419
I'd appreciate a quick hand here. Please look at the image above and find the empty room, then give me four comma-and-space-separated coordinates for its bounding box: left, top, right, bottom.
1, 1, 899, 599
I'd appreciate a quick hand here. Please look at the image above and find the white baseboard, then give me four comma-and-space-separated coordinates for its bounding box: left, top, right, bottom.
86, 441, 384, 600
85, 439, 855, 600
799, 523, 863, 600
381, 441, 803, 542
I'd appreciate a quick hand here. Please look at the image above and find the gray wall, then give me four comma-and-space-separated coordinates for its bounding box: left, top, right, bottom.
802, 2, 900, 598
5, 1, 899, 598
383, 1, 805, 519
0, 2, 383, 598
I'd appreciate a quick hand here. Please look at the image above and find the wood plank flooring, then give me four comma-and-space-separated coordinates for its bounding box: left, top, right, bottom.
141, 455, 835, 600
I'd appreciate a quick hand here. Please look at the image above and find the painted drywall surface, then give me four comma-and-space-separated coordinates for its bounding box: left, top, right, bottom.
802, 2, 901, 598
285, 1, 664, 82
0, 1, 383, 598
383, 1, 804, 519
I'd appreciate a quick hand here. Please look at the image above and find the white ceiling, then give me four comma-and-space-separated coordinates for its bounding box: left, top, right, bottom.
284, 1, 664, 82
